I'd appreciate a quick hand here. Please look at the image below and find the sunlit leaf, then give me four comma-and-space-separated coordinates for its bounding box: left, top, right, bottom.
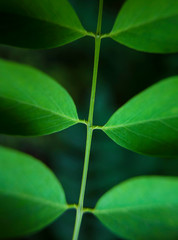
0, 59, 79, 136
103, 76, 178, 157
94, 176, 178, 240
0, 145, 67, 238
109, 0, 178, 53
0, 0, 88, 49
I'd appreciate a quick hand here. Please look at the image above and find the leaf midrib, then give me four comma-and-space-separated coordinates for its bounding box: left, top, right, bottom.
95, 202, 178, 214
0, 95, 78, 123
0, 189, 66, 210
103, 115, 178, 130
110, 12, 178, 38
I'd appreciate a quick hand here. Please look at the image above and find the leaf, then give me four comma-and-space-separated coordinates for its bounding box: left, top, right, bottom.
0, 145, 67, 239
0, 0, 87, 49
94, 176, 178, 240
109, 0, 178, 53
102, 76, 178, 158
0, 58, 79, 136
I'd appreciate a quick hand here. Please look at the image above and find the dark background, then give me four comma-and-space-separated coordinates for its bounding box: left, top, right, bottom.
0, 0, 178, 239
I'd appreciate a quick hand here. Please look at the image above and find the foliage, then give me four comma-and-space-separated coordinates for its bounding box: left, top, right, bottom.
109, 0, 178, 53
103, 76, 178, 158
95, 176, 178, 240
0, 59, 79, 136
0, 146, 67, 238
0, 0, 88, 48
0, 0, 177, 240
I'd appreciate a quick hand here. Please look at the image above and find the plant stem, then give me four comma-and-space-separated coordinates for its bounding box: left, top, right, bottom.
72, 1, 103, 240
88, 37, 101, 126
72, 127, 92, 240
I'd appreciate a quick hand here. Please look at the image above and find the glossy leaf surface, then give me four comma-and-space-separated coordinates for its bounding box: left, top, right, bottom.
94, 176, 178, 240
0, 145, 67, 238
103, 76, 178, 157
0, 59, 79, 136
0, 0, 87, 49
110, 0, 178, 53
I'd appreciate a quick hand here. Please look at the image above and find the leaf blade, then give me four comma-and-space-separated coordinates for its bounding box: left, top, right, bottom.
103, 76, 178, 157
0, 59, 79, 136
109, 0, 178, 53
0, 0, 87, 49
94, 176, 178, 240
0, 145, 67, 238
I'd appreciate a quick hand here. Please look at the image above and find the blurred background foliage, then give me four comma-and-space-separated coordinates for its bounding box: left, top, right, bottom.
0, 0, 178, 239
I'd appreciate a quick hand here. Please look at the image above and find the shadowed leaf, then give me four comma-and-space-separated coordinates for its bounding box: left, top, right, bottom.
0, 0, 87, 49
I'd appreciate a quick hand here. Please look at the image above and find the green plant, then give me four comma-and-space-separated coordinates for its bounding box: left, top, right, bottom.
0, 0, 178, 239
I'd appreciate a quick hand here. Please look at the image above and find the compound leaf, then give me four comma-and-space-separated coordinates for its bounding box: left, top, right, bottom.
103, 76, 178, 158
94, 176, 178, 240
109, 0, 178, 53
0, 0, 87, 49
0, 145, 67, 239
0, 59, 79, 136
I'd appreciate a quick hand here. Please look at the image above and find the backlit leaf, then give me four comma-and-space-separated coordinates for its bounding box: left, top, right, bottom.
94, 176, 178, 240
109, 0, 178, 53
0, 145, 67, 238
103, 76, 178, 157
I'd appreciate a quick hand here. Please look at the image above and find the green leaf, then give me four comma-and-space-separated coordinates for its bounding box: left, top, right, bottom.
102, 76, 178, 158
0, 0, 88, 49
94, 176, 178, 240
0, 58, 79, 136
109, 0, 178, 53
0, 145, 67, 239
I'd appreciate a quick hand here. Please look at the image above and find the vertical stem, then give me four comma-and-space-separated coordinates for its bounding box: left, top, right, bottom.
72, 1, 103, 240
96, 0, 103, 35
88, 36, 101, 126
72, 127, 92, 240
